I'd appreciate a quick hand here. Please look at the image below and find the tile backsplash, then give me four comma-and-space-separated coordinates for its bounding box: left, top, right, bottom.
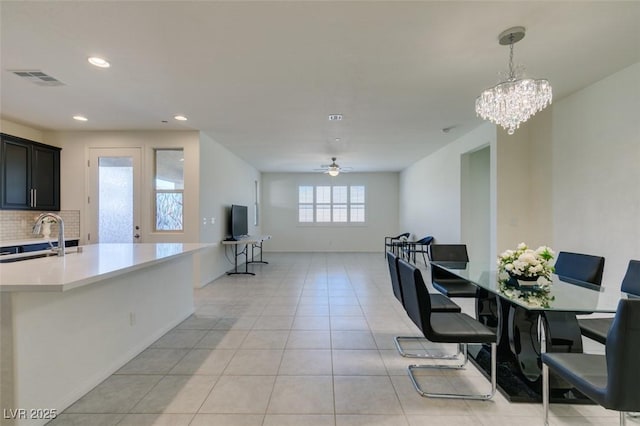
0, 210, 80, 242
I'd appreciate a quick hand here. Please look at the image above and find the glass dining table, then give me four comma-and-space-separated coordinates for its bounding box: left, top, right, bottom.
430, 260, 630, 403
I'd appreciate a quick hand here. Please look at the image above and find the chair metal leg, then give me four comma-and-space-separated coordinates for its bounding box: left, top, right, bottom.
421, 250, 428, 266
394, 337, 462, 359
407, 343, 496, 400
543, 362, 550, 426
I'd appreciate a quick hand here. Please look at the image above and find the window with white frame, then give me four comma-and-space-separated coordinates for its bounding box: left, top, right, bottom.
298, 185, 365, 223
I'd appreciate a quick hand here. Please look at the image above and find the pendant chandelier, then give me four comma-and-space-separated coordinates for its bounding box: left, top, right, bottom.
475, 27, 552, 135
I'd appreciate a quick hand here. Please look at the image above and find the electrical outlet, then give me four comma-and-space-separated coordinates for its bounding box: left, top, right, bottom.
202, 217, 207, 225
210, 217, 215, 224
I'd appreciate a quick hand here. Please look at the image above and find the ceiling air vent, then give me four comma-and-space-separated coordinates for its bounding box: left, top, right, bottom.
10, 70, 65, 86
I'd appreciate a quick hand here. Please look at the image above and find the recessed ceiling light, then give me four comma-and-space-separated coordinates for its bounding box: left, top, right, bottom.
328, 114, 343, 121
174, 115, 188, 121
88, 57, 110, 68
73, 115, 88, 121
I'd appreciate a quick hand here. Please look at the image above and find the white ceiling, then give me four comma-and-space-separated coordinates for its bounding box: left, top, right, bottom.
1, 1, 639, 173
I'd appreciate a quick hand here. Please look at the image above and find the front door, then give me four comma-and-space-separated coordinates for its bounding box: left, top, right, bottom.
88, 148, 142, 243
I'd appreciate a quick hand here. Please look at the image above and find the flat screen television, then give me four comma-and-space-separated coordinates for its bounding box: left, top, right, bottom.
230, 204, 248, 240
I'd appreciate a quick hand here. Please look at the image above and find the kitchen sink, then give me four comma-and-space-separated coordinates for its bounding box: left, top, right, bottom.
0, 247, 82, 263
0, 252, 59, 263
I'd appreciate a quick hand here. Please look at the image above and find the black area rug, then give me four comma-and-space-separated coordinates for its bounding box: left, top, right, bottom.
469, 345, 593, 404
470, 345, 540, 401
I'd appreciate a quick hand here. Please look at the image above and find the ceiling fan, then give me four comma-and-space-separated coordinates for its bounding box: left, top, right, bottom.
315, 157, 352, 176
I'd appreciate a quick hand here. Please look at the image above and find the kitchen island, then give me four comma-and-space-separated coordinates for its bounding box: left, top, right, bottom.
0, 243, 211, 426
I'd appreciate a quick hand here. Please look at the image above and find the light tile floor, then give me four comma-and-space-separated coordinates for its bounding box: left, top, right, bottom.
49, 252, 635, 426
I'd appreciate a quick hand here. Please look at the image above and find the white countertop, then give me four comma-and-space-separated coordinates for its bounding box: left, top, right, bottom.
0, 243, 213, 292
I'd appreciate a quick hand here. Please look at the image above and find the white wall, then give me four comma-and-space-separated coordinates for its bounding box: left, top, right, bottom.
0, 119, 45, 144
400, 62, 640, 286
44, 130, 201, 245
552, 62, 640, 286
399, 123, 497, 258
461, 146, 491, 268
495, 110, 553, 253
198, 132, 261, 281
261, 172, 399, 252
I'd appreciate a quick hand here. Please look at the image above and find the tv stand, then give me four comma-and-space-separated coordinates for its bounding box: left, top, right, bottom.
221, 235, 272, 275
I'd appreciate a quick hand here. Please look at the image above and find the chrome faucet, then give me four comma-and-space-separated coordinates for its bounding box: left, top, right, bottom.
33, 212, 65, 257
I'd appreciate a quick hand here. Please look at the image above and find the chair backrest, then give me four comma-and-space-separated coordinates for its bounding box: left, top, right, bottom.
415, 236, 434, 245
387, 232, 410, 242
430, 244, 469, 277
386, 251, 403, 304
397, 258, 432, 334
554, 251, 605, 286
604, 298, 640, 411
429, 244, 469, 262
620, 260, 640, 296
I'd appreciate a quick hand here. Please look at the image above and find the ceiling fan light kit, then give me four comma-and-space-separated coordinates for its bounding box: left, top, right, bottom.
327, 157, 340, 176
317, 157, 351, 176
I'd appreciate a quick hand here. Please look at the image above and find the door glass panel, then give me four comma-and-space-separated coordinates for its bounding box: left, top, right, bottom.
154, 149, 184, 231
98, 157, 133, 243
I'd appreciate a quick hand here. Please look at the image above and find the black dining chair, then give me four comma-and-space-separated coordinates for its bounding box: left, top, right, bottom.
578, 260, 640, 344
384, 232, 410, 258
429, 244, 478, 298
397, 258, 497, 400
542, 298, 640, 425
403, 235, 433, 265
554, 251, 605, 287
386, 251, 461, 358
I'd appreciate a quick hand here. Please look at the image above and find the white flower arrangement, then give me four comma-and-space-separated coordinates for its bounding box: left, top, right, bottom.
497, 242, 555, 287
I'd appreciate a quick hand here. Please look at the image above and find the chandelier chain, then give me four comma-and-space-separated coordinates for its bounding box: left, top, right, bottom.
508, 42, 515, 80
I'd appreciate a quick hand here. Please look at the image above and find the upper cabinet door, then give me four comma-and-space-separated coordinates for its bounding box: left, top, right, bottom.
0, 133, 61, 211
32, 144, 60, 210
1, 137, 31, 209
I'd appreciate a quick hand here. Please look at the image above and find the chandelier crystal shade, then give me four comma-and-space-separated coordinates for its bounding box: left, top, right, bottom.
475, 27, 552, 135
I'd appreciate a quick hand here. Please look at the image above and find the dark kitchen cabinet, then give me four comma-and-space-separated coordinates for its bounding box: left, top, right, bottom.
1, 133, 60, 211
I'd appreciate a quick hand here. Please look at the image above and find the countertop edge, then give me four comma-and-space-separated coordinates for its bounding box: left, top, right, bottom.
0, 243, 216, 293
